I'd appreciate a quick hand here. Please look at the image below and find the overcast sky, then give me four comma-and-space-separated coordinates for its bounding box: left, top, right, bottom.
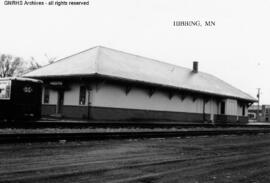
0, 0, 269, 104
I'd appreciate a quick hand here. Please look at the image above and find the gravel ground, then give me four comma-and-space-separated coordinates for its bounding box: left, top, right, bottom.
1, 134, 270, 182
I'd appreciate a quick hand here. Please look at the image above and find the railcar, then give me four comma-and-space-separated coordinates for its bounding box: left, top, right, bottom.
0, 77, 42, 122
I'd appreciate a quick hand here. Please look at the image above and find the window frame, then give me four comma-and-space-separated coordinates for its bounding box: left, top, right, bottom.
44, 87, 50, 104
0, 80, 11, 100
79, 85, 86, 105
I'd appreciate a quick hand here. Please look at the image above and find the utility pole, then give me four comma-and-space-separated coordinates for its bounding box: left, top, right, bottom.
257, 88, 261, 122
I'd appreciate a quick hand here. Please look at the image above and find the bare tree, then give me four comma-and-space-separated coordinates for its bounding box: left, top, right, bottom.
45, 54, 57, 64
27, 57, 42, 71
0, 54, 25, 77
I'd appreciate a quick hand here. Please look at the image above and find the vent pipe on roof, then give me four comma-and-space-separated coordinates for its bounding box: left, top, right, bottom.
193, 61, 198, 73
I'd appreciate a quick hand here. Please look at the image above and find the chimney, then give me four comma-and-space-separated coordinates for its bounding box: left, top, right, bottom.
193, 61, 198, 73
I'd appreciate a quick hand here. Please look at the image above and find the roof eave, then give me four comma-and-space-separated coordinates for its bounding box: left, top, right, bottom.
24, 73, 256, 102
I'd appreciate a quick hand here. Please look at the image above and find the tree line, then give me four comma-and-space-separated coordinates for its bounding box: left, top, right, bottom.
0, 53, 55, 78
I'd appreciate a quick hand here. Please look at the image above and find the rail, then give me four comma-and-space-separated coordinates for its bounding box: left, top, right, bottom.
1, 128, 270, 144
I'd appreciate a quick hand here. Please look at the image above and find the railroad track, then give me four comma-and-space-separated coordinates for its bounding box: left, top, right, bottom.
1, 120, 270, 129
1, 128, 270, 144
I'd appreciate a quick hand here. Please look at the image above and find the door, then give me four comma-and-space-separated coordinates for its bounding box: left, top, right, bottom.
57, 91, 64, 114
220, 101, 225, 115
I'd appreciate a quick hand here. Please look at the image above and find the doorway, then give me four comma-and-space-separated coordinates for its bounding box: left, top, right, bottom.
220, 101, 225, 115
57, 91, 64, 115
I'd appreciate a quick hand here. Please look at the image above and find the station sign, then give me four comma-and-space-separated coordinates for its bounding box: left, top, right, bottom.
50, 81, 63, 86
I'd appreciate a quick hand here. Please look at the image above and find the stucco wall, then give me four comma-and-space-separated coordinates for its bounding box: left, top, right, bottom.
42, 84, 93, 106
42, 87, 58, 105
237, 103, 248, 117
205, 99, 219, 114
64, 83, 83, 105
225, 99, 237, 115
205, 99, 219, 121
237, 104, 242, 116
41, 82, 247, 121
92, 83, 219, 114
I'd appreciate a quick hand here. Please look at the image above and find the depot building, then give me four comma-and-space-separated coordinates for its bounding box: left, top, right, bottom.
23, 46, 256, 123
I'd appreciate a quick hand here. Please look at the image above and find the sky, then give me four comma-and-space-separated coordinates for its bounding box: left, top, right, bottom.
0, 0, 269, 104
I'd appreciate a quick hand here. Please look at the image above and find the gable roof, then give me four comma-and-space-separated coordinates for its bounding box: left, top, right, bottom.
23, 46, 256, 102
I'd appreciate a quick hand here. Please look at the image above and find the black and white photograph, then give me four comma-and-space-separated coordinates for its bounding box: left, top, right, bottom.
0, 0, 270, 182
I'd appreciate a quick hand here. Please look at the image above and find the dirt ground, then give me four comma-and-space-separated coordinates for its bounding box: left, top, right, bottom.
1, 134, 270, 183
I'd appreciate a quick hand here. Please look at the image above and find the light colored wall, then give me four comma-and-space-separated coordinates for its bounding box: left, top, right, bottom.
42, 87, 58, 105
64, 84, 80, 105
237, 103, 243, 116
50, 90, 58, 105
205, 99, 219, 120
205, 99, 218, 114
237, 103, 248, 117
92, 83, 220, 114
41, 82, 243, 117
225, 99, 237, 115
42, 87, 44, 103
244, 105, 247, 116
42, 83, 95, 106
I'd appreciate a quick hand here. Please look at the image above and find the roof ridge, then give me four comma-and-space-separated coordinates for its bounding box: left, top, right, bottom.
98, 46, 193, 72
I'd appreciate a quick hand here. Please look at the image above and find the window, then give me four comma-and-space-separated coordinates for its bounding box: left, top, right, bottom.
0, 80, 11, 100
44, 88, 50, 104
79, 86, 86, 105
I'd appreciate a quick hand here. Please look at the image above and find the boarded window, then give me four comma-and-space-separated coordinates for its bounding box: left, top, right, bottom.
44, 88, 50, 104
79, 86, 86, 105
